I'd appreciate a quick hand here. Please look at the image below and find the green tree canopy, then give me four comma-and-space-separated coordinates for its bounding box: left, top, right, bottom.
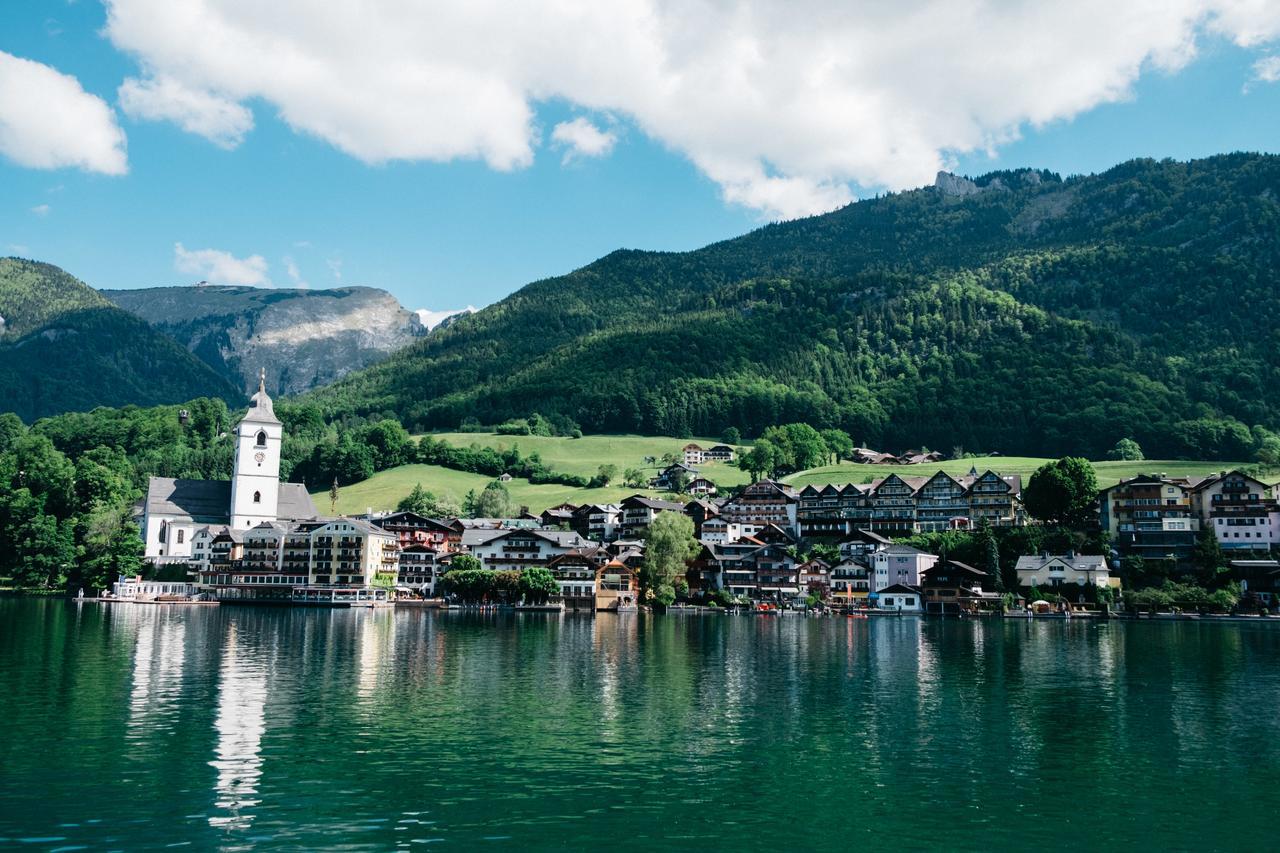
1109, 437, 1144, 461
519, 566, 559, 604
1024, 457, 1099, 528
639, 511, 700, 608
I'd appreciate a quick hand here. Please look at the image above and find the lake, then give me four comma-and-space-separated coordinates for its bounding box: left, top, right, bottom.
1, 599, 1278, 851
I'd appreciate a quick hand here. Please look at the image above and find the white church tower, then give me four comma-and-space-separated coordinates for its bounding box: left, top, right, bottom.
230, 368, 283, 529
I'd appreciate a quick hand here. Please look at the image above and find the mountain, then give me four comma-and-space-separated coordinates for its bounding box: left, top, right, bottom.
103, 284, 426, 396
0, 259, 240, 421
307, 154, 1280, 461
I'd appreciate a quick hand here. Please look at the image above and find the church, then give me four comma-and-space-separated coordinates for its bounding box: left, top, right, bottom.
140, 371, 318, 564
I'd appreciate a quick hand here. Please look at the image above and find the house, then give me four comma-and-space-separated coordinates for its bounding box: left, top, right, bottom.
683, 499, 719, 535
1100, 474, 1203, 559
195, 516, 397, 600
548, 552, 598, 611
682, 443, 707, 465
705, 444, 736, 462
868, 474, 928, 535
916, 471, 971, 532
797, 559, 831, 599
964, 469, 1024, 528
830, 558, 871, 603
709, 538, 768, 598
870, 544, 938, 593
720, 480, 798, 532
498, 473, 513, 482
466, 528, 589, 571
876, 583, 923, 612
372, 511, 460, 553
571, 503, 621, 542
595, 560, 639, 611
685, 477, 718, 497
1190, 470, 1279, 550
752, 543, 799, 603
652, 462, 699, 491
540, 503, 578, 528
1014, 552, 1111, 590
619, 495, 685, 537
851, 447, 895, 464
837, 529, 892, 559
1227, 559, 1280, 602
399, 544, 440, 594
698, 516, 745, 544
920, 560, 994, 615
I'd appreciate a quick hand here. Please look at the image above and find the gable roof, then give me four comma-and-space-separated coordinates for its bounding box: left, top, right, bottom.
144, 477, 316, 522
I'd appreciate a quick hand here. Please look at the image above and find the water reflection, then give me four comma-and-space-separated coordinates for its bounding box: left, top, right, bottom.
125, 610, 187, 745
209, 624, 267, 833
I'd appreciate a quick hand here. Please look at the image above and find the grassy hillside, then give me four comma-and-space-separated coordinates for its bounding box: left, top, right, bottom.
307, 154, 1280, 461
316, 463, 658, 516
0, 258, 240, 421
429, 432, 752, 486
318, 431, 1260, 514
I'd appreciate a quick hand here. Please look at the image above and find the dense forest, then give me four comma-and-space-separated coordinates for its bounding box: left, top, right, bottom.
0, 259, 240, 421
306, 154, 1280, 460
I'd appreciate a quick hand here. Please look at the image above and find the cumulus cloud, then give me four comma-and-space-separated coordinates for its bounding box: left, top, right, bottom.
0, 50, 127, 175
118, 75, 254, 149
1249, 54, 1280, 87
551, 117, 617, 163
174, 242, 269, 286
102, 1, 1280, 219
30, 204, 50, 217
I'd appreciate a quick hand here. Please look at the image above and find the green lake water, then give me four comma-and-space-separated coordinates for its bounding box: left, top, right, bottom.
1, 599, 1278, 851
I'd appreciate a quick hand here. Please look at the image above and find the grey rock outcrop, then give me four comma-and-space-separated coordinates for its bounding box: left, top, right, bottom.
103, 284, 425, 395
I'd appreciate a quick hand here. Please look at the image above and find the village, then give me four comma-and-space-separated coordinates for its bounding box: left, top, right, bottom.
113, 376, 1280, 615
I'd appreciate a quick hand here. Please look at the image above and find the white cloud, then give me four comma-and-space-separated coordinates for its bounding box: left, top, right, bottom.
551, 117, 617, 163
0, 50, 127, 175
283, 255, 308, 288
415, 306, 477, 330
326, 257, 343, 281
119, 75, 254, 149
30, 204, 50, 217
1249, 54, 1280, 87
102, 1, 1280, 219
174, 242, 270, 286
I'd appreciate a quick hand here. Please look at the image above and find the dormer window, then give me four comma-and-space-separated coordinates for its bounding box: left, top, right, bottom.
256, 430, 268, 447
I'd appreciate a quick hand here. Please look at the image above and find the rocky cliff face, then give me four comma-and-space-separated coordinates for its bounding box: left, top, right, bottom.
103, 284, 425, 395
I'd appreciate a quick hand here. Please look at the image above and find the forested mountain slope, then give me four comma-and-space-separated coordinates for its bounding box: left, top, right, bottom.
307, 154, 1280, 459
0, 259, 239, 421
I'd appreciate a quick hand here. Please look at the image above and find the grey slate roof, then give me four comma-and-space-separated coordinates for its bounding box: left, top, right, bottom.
144, 477, 317, 522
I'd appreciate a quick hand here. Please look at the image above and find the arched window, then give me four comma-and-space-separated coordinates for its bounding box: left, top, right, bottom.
256, 430, 267, 447
177, 529, 185, 544
158, 521, 167, 543
253, 491, 262, 504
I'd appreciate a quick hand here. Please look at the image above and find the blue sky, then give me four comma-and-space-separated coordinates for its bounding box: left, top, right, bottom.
2, 2, 1279, 312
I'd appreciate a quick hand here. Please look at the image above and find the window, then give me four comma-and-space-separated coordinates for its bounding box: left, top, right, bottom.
177, 530, 185, 544
256, 430, 267, 447
253, 491, 261, 504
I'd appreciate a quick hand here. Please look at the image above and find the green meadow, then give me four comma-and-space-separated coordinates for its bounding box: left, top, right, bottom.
314, 432, 1253, 515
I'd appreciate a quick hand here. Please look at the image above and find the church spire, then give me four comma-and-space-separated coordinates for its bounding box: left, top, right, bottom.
258, 367, 266, 395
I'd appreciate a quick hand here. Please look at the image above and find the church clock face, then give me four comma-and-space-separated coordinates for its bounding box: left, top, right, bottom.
254, 452, 265, 464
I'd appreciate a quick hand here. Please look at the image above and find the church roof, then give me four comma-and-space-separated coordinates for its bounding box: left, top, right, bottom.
144, 478, 318, 522
239, 368, 281, 426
